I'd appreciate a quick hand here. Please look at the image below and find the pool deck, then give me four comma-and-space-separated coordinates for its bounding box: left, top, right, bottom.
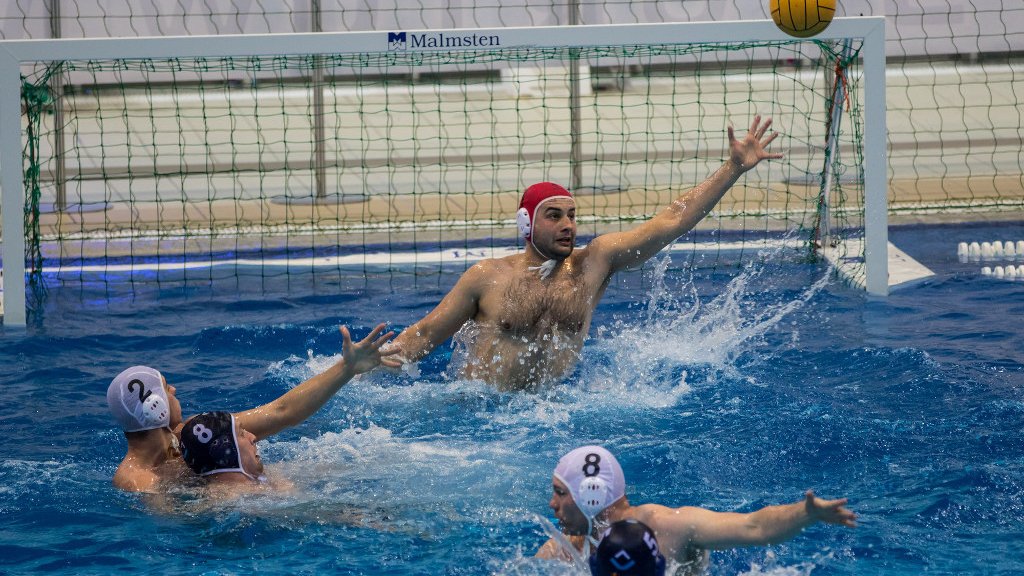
17, 173, 1022, 261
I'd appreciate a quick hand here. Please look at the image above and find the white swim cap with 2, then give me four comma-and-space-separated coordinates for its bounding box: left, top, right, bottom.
107, 365, 170, 432
554, 445, 626, 519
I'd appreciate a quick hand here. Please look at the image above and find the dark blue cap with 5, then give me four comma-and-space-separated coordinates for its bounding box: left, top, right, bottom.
589, 519, 666, 576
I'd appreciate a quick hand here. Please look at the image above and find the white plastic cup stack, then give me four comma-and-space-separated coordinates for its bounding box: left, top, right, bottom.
981, 242, 994, 260
1017, 241, 1024, 260
969, 242, 982, 261
1006, 266, 1018, 280
1005, 241, 1017, 260
957, 242, 969, 262
992, 241, 1005, 259
1018, 265, 1024, 279
981, 266, 993, 276
994, 266, 1005, 279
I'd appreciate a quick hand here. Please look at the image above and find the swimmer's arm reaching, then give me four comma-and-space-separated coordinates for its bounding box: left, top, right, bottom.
588, 116, 783, 274
235, 323, 400, 441
653, 491, 856, 555
387, 262, 487, 364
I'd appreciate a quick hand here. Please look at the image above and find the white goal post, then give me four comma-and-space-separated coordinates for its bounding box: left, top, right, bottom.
0, 17, 887, 326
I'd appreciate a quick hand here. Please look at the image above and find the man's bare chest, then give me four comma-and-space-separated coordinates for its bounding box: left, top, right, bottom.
485, 273, 596, 336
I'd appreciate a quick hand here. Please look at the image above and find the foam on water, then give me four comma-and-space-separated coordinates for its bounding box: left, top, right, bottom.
736, 550, 829, 576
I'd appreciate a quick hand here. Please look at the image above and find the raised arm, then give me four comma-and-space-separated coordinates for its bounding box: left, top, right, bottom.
387, 262, 488, 364
655, 490, 856, 555
590, 115, 783, 274
234, 323, 399, 440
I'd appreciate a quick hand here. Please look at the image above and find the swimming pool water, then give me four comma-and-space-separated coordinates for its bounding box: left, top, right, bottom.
0, 221, 1022, 575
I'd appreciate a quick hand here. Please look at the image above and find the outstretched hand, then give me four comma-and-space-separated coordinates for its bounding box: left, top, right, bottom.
728, 115, 784, 172
340, 323, 403, 374
804, 490, 857, 528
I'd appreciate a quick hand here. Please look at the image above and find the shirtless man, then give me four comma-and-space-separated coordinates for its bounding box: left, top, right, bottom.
537, 446, 856, 575
390, 116, 782, 391
106, 323, 399, 493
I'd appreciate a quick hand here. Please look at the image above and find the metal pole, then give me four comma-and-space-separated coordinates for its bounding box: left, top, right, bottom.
0, 50, 27, 325
568, 0, 582, 192
50, 0, 66, 212
312, 0, 327, 200
862, 21, 889, 297
816, 40, 854, 250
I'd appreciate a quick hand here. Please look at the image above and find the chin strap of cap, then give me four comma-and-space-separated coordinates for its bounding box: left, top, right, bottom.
528, 258, 558, 280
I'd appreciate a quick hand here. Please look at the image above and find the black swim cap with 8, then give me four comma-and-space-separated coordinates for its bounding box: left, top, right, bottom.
180, 411, 244, 476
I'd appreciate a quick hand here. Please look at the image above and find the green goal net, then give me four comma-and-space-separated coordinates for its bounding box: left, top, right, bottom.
2, 19, 887, 324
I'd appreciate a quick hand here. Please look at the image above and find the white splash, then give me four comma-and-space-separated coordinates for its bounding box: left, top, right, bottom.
737, 550, 833, 576
582, 252, 832, 390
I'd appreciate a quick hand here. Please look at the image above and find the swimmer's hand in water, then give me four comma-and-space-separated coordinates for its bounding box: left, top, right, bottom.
340, 323, 403, 374
377, 339, 416, 375
804, 490, 857, 528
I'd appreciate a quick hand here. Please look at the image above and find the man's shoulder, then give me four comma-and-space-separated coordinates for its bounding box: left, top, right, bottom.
479, 252, 521, 268
442, 257, 515, 300
461, 254, 521, 279
628, 502, 673, 517
113, 460, 161, 493
625, 503, 708, 560
628, 502, 700, 526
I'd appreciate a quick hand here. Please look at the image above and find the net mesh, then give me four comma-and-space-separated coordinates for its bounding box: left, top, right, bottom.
18, 37, 865, 293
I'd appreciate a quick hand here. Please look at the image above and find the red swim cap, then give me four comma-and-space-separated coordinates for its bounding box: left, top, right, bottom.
516, 182, 574, 241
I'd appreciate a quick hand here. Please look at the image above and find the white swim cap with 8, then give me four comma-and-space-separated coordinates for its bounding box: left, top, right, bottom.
107, 366, 170, 432
553, 445, 626, 519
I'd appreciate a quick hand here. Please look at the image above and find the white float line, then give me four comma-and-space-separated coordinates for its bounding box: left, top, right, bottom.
957, 240, 1024, 262
981, 264, 1024, 280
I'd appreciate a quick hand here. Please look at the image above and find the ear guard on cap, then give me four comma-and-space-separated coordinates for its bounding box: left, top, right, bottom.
136, 394, 169, 429
577, 476, 613, 519
516, 207, 531, 239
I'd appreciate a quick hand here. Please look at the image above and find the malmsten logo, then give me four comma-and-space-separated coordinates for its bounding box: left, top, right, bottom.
388, 31, 501, 50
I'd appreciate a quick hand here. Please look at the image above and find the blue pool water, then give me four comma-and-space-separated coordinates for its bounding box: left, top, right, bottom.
1, 221, 1022, 575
